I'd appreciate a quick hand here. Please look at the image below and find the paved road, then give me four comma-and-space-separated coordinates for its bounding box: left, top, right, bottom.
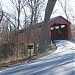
0, 40, 75, 75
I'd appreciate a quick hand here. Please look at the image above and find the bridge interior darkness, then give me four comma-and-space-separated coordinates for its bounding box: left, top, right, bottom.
51, 24, 68, 40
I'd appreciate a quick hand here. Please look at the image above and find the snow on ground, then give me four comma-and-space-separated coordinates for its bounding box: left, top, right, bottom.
0, 40, 75, 75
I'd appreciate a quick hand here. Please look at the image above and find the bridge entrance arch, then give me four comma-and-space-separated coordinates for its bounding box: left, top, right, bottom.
51, 24, 68, 40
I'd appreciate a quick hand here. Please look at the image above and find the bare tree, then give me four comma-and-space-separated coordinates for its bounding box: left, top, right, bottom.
24, 0, 45, 54
38, 0, 57, 53
57, 0, 74, 22
9, 0, 27, 57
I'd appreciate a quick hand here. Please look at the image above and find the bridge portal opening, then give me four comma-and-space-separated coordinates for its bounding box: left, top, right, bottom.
51, 24, 68, 40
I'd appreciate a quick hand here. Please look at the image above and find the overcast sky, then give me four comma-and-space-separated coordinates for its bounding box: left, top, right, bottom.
51, 0, 75, 18
1, 0, 75, 24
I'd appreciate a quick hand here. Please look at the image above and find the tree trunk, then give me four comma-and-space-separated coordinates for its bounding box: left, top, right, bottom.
33, 0, 38, 55
0, 10, 3, 23
38, 0, 57, 53
16, 0, 21, 57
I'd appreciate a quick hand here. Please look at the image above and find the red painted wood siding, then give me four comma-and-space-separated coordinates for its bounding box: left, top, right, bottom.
13, 16, 71, 45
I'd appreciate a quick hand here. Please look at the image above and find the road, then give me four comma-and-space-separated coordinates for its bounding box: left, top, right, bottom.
0, 40, 75, 75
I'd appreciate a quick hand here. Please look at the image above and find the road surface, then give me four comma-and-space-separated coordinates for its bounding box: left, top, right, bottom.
0, 40, 75, 75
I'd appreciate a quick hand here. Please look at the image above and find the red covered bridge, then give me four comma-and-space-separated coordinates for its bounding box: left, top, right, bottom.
47, 16, 71, 40
13, 16, 71, 46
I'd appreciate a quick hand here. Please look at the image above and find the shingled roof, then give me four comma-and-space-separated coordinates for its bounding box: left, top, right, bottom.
50, 16, 71, 24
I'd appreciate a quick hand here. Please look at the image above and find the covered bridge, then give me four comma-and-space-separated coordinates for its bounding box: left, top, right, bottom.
13, 16, 71, 46
47, 16, 71, 40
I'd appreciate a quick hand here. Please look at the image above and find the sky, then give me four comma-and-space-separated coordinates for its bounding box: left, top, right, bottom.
51, 0, 75, 19
1, 0, 75, 24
